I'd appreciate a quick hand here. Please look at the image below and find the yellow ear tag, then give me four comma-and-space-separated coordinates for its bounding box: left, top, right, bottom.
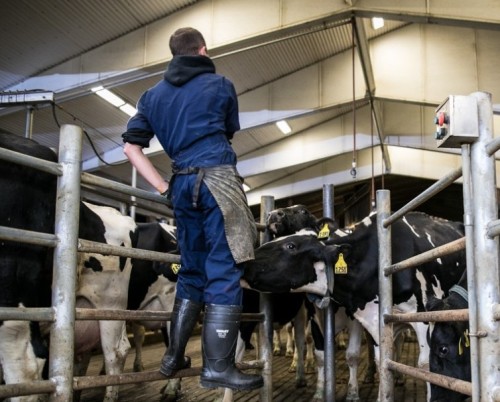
335, 253, 348, 274
464, 329, 470, 348
318, 223, 330, 240
171, 263, 181, 274
458, 329, 470, 356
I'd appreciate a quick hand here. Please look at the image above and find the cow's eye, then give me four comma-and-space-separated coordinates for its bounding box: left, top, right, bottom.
285, 242, 296, 250
438, 345, 449, 357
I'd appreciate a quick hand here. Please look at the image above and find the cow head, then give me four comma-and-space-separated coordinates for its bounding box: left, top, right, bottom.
266, 205, 319, 237
426, 292, 470, 402
241, 232, 330, 296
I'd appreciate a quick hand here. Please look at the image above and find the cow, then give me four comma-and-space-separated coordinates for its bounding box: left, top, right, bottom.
0, 133, 137, 402
266, 204, 370, 401
126, 221, 178, 373
426, 271, 470, 402
244, 208, 467, 401
0, 133, 136, 401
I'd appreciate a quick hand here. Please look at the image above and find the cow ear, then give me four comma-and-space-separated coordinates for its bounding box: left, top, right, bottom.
426, 295, 444, 311
324, 243, 351, 264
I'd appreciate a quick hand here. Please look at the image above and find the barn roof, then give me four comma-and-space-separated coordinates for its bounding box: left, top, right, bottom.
1, 0, 499, 220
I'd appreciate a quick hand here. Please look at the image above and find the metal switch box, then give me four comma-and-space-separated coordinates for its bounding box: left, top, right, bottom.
435, 95, 479, 148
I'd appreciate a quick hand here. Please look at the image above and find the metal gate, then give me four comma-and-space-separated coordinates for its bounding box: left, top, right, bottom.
0, 124, 274, 401
377, 91, 500, 401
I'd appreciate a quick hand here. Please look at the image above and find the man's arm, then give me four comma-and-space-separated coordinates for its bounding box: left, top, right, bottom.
123, 142, 168, 194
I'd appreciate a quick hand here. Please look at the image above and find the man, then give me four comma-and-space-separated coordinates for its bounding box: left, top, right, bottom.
122, 27, 262, 391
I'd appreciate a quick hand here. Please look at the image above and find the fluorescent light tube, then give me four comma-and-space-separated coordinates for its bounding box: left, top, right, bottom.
276, 120, 292, 135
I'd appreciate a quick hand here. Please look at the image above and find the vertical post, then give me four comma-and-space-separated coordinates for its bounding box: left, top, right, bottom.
377, 189, 394, 402
322, 184, 336, 402
259, 195, 274, 402
460, 143, 480, 401
130, 166, 137, 220
470, 92, 500, 401
49, 124, 83, 402
24, 105, 34, 139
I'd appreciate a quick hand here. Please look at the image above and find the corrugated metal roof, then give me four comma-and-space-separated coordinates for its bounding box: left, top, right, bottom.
0, 0, 198, 90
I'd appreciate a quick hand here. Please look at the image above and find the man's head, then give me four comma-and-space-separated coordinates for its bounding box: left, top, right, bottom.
169, 27, 207, 56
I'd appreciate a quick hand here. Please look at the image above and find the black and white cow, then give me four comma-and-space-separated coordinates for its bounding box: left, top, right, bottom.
426, 272, 470, 402
244, 207, 467, 401
0, 134, 173, 401
0, 133, 137, 402
266, 204, 369, 401
126, 221, 178, 372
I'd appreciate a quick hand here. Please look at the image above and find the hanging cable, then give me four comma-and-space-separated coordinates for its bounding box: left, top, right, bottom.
350, 18, 357, 179
51, 102, 124, 167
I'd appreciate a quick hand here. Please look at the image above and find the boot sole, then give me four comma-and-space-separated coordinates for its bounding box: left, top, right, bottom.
200, 379, 264, 390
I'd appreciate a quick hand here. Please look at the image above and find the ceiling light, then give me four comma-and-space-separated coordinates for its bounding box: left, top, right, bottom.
242, 183, 251, 192
119, 103, 137, 117
91, 86, 125, 107
276, 120, 292, 135
91, 86, 136, 116
371, 17, 385, 30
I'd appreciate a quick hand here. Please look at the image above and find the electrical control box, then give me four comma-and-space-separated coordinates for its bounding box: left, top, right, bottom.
435, 95, 479, 148
0, 90, 54, 106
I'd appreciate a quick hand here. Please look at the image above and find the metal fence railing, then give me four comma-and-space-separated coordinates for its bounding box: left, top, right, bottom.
0, 124, 274, 401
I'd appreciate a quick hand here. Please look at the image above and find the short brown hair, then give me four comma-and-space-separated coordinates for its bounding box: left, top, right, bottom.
169, 27, 206, 56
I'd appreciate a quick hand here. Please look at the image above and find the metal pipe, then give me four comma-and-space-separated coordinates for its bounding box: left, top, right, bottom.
386, 360, 472, 396
77, 238, 181, 263
383, 166, 462, 228
461, 141, 480, 401
0, 379, 56, 400
130, 166, 137, 220
470, 91, 500, 400
377, 189, 394, 401
0, 226, 58, 248
486, 219, 500, 238
259, 195, 274, 402
0, 146, 61, 176
0, 307, 54, 321
384, 309, 469, 323
384, 237, 465, 276
322, 184, 336, 402
486, 137, 500, 156
24, 105, 34, 139
76, 309, 263, 322
81, 172, 173, 213
48, 124, 83, 402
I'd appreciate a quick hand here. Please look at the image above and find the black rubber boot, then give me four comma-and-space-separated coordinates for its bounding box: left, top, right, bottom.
200, 304, 264, 390
160, 298, 203, 376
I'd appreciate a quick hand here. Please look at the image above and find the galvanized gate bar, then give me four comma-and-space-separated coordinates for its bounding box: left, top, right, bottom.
259, 195, 275, 402
322, 184, 336, 402
386, 360, 472, 396
384, 237, 466, 276
81, 172, 173, 214
470, 92, 500, 401
49, 124, 83, 402
377, 189, 394, 402
383, 166, 463, 228
0, 225, 58, 247
384, 309, 469, 323
0, 146, 62, 176
460, 141, 480, 401
0, 307, 54, 321
0, 380, 56, 400
77, 238, 181, 263
486, 219, 500, 238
